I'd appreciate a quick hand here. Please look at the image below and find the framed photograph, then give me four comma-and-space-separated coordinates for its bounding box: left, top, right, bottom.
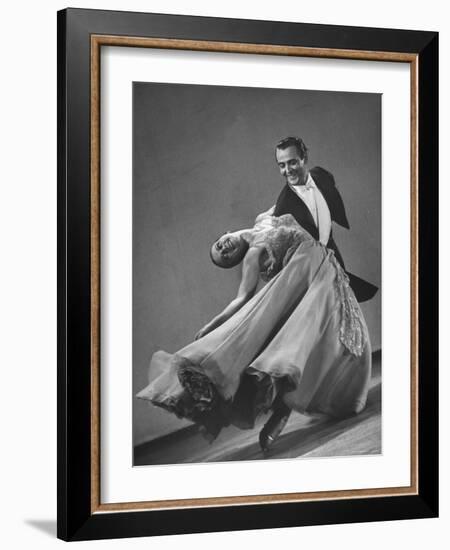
57, 8, 438, 541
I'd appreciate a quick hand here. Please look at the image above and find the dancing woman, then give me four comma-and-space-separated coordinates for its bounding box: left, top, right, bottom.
137, 212, 371, 452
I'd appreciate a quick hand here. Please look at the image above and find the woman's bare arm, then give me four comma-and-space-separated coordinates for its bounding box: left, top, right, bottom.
260, 205, 275, 216
194, 247, 262, 340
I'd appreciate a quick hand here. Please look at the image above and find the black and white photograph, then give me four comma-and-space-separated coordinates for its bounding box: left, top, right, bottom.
133, 82, 381, 466
1, 0, 444, 546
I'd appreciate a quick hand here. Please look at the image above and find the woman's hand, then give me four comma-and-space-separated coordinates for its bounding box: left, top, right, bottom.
194, 247, 261, 342
194, 324, 213, 341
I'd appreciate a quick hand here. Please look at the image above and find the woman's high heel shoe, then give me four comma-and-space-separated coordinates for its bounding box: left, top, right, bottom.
259, 403, 291, 453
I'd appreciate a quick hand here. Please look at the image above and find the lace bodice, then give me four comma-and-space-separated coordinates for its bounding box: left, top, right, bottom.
250, 213, 313, 281
249, 213, 366, 356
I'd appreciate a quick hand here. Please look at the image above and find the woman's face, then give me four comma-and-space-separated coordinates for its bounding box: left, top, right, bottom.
211, 232, 245, 267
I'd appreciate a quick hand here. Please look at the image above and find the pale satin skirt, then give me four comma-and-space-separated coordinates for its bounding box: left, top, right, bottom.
137, 240, 372, 440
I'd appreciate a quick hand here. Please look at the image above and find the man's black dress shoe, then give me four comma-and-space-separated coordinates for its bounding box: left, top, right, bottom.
259, 403, 291, 453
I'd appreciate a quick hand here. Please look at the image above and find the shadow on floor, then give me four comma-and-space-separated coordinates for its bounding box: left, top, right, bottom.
135, 351, 381, 466
226, 378, 381, 462
25, 519, 56, 538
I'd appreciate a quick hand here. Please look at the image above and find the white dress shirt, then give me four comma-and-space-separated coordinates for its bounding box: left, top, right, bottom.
289, 172, 332, 245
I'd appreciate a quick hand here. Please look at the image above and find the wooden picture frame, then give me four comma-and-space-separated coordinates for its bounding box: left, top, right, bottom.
57, 7, 438, 541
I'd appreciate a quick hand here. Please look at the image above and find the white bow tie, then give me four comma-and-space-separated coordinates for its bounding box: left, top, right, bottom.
292, 181, 314, 191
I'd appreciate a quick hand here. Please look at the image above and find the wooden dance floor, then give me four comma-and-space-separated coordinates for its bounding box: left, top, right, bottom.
134, 351, 381, 466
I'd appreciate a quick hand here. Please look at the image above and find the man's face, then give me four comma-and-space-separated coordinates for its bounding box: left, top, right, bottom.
276, 145, 308, 186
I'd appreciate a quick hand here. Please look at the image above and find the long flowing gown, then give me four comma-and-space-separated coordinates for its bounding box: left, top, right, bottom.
137, 213, 372, 440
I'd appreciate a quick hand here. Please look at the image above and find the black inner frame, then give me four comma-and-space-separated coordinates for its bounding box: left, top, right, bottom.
57, 8, 438, 541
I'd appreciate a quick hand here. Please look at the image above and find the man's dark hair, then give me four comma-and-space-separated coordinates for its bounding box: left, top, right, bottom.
275, 136, 308, 163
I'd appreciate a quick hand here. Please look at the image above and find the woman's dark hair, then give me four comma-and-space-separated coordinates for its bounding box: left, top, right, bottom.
210, 237, 249, 269
275, 136, 308, 163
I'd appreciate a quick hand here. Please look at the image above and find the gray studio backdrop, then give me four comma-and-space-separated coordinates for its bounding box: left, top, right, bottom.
133, 82, 381, 446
